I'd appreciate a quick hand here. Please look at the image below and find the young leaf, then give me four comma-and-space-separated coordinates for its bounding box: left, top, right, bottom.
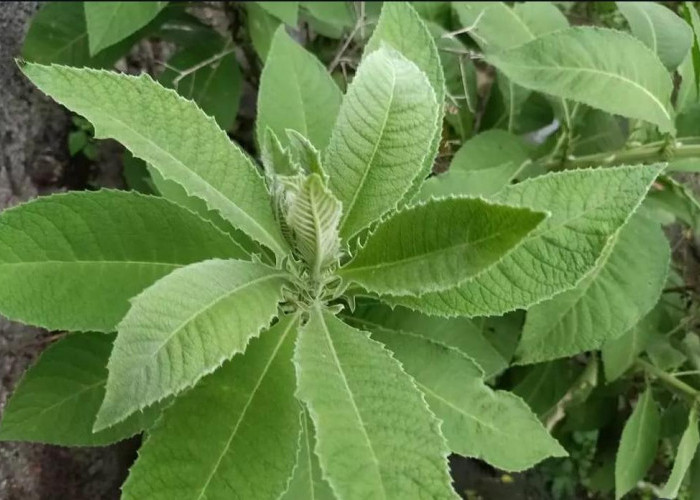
257, 27, 342, 150
281, 410, 335, 500
371, 327, 566, 471
660, 408, 700, 499
365, 2, 445, 199
516, 213, 670, 364
122, 316, 300, 500
324, 47, 438, 241
257, 1, 299, 26
0, 190, 244, 332
339, 197, 546, 295
418, 130, 530, 199
294, 306, 456, 499
617, 2, 693, 71
20, 63, 287, 257
614, 388, 660, 499
487, 27, 675, 133
386, 165, 663, 317
84, 2, 168, 55
0, 333, 162, 446
602, 307, 660, 382
95, 259, 289, 431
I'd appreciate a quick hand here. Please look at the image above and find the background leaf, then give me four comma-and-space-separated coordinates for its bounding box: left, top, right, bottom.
602, 307, 660, 382
660, 408, 700, 499
257, 1, 299, 26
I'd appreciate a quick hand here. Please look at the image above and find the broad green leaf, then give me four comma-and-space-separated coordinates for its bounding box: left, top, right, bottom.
95, 259, 288, 430
487, 27, 675, 133
84, 2, 168, 55
302, 2, 355, 28
258, 1, 299, 25
281, 410, 335, 500
159, 38, 242, 131
511, 2, 569, 36
340, 197, 545, 295
0, 190, 243, 332
661, 408, 700, 499
372, 327, 566, 471
617, 2, 693, 71
516, 213, 670, 364
684, 2, 700, 98
386, 165, 663, 317
246, 2, 281, 61
0, 333, 161, 446
123, 317, 300, 500
294, 307, 455, 499
602, 307, 660, 382
21, 63, 287, 256
324, 48, 438, 241
678, 54, 699, 114
615, 388, 661, 499
257, 27, 342, 150
365, 2, 445, 199
418, 130, 530, 199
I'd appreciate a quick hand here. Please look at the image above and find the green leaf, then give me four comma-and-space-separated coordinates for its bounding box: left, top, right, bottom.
418, 130, 530, 199
617, 2, 693, 71
324, 48, 438, 241
294, 306, 456, 499
511, 2, 569, 36
371, 327, 566, 471
660, 408, 700, 499
301, 2, 355, 28
365, 2, 445, 199
386, 165, 663, 317
281, 410, 335, 500
516, 213, 670, 364
258, 1, 299, 25
84, 1, 168, 55
614, 387, 661, 499
122, 316, 300, 500
0, 190, 243, 332
159, 39, 242, 131
257, 27, 342, 150
21, 63, 287, 257
684, 2, 700, 98
246, 2, 281, 61
512, 360, 585, 418
340, 197, 546, 295
0, 333, 161, 446
487, 27, 675, 134
95, 259, 288, 431
602, 308, 660, 382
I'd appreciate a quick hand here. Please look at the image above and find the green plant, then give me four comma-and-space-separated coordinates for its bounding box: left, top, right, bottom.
4, 1, 700, 499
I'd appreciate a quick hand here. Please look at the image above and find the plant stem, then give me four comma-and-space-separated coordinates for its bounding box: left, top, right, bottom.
636, 358, 700, 399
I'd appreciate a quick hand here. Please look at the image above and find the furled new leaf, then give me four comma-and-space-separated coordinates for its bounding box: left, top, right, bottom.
123, 317, 300, 500
487, 27, 675, 133
257, 27, 342, 150
387, 165, 663, 317
20, 63, 287, 256
340, 197, 546, 295
0, 333, 161, 446
516, 213, 670, 364
95, 259, 288, 430
324, 48, 438, 240
294, 307, 456, 499
615, 387, 660, 499
84, 2, 168, 55
660, 408, 700, 499
0, 190, 244, 332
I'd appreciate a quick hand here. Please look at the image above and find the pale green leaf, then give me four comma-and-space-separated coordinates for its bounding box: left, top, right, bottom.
246, 2, 281, 61
281, 410, 335, 500
21, 63, 287, 256
511, 3, 569, 36
258, 2, 299, 25
617, 2, 693, 71
0, 333, 162, 446
324, 48, 438, 240
123, 317, 300, 500
372, 327, 566, 471
84, 1, 168, 55
615, 388, 661, 499
487, 27, 675, 133
302, 2, 355, 28
0, 190, 244, 332
516, 213, 670, 364
661, 408, 700, 499
683, 2, 700, 98
386, 165, 663, 317
677, 54, 699, 114
340, 197, 545, 295
294, 307, 456, 499
95, 259, 288, 430
418, 130, 530, 199
365, 2, 445, 199
257, 27, 342, 150
602, 308, 660, 382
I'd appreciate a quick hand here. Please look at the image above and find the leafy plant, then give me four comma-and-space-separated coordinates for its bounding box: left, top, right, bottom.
4, 1, 700, 499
